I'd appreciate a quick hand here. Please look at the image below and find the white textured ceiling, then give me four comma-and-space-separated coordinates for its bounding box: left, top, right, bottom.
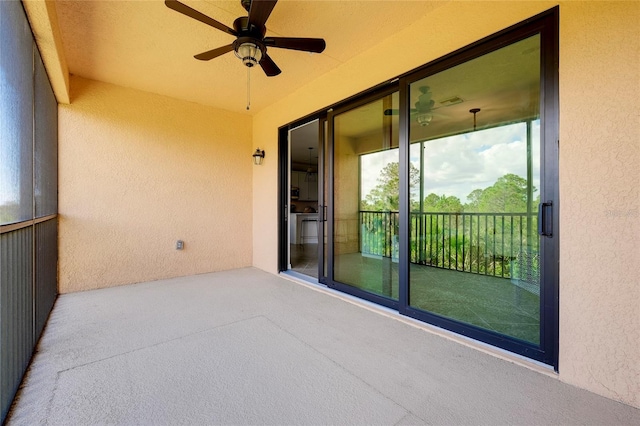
55, 0, 443, 114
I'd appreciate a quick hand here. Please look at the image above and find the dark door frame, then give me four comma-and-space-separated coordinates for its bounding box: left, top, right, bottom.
277, 6, 558, 369
395, 8, 559, 367
326, 84, 401, 311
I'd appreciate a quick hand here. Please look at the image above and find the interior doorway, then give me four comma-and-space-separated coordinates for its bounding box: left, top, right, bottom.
288, 121, 320, 278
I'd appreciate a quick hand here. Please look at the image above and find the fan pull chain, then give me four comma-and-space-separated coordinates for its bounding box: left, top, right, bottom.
246, 67, 251, 111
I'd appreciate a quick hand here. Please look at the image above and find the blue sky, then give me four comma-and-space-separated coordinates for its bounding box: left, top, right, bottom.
361, 120, 541, 205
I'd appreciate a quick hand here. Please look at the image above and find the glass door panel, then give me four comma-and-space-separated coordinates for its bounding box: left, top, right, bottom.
408, 35, 542, 344
332, 92, 400, 301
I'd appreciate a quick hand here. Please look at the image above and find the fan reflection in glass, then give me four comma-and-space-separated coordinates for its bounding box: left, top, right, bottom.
305, 147, 317, 182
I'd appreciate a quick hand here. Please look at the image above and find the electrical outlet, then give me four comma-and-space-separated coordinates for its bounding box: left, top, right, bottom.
176, 240, 184, 250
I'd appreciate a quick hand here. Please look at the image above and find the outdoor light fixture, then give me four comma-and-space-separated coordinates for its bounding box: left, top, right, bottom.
253, 148, 265, 165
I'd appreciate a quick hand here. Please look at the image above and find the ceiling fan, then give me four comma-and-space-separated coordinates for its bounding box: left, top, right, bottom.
384, 86, 444, 126
165, 0, 326, 77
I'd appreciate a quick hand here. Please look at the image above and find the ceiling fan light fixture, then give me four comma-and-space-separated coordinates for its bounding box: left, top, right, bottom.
235, 42, 263, 67
416, 113, 433, 127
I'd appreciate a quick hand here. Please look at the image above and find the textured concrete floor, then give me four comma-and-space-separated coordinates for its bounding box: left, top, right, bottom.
7, 268, 640, 425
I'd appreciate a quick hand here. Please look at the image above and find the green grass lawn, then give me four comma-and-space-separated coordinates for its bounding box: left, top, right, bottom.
334, 253, 540, 344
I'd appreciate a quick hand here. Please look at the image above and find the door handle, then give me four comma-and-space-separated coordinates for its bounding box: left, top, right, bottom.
538, 201, 553, 237
318, 204, 328, 222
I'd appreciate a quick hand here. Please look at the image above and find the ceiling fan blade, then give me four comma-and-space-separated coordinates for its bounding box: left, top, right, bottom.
384, 108, 422, 116
259, 53, 281, 77
194, 44, 234, 61
165, 0, 237, 36
248, 0, 278, 30
264, 37, 326, 53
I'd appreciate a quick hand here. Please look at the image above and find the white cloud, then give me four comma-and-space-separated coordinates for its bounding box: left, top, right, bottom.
348, 120, 541, 207
413, 121, 541, 203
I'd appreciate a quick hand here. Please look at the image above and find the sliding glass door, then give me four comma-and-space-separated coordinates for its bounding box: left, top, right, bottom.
300, 9, 557, 365
407, 34, 542, 345
328, 90, 400, 307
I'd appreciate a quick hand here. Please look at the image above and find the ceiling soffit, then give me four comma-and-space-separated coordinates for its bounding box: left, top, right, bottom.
54, 0, 443, 113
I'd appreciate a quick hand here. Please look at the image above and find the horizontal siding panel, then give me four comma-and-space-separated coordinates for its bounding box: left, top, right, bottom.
35, 218, 58, 339
0, 227, 34, 420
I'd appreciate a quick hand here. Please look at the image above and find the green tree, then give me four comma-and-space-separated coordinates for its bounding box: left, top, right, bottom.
465, 189, 484, 212
423, 193, 463, 213
362, 161, 419, 211
464, 173, 534, 213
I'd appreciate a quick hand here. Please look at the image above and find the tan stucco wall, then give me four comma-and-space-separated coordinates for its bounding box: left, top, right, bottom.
252, 1, 640, 408
558, 1, 639, 408
59, 76, 253, 293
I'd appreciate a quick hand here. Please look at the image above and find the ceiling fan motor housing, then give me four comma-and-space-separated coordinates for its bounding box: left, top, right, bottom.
232, 16, 267, 67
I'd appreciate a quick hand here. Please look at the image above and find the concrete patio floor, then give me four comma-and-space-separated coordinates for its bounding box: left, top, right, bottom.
7, 268, 640, 425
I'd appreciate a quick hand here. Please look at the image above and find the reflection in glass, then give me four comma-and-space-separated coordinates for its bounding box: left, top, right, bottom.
408, 35, 542, 344
333, 92, 399, 300
0, 1, 34, 225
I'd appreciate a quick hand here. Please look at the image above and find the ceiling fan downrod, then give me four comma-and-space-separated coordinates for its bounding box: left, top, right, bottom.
240, 0, 252, 12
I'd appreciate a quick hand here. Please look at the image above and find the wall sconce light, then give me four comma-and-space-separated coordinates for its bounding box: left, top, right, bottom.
253, 148, 265, 165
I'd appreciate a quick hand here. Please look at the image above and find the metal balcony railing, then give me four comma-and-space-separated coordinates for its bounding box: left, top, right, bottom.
359, 210, 540, 288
